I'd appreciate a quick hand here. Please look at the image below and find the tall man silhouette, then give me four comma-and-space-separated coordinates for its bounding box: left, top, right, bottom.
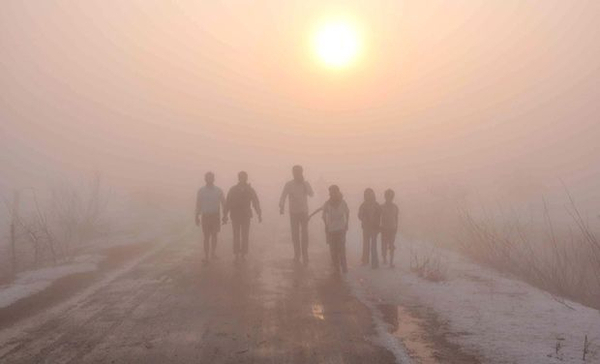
195, 172, 225, 264
279, 165, 314, 265
223, 171, 262, 261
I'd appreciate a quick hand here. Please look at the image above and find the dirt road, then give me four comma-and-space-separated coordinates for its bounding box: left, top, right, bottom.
0, 223, 403, 364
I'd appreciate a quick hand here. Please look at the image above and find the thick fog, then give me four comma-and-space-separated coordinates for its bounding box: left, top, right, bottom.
2, 4, 600, 361
1, 0, 599, 218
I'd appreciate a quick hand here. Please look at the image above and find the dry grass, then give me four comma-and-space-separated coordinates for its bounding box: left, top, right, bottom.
1, 174, 111, 280
409, 246, 448, 283
457, 196, 600, 309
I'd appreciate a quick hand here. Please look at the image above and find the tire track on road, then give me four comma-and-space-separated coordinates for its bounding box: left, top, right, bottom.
0, 230, 188, 359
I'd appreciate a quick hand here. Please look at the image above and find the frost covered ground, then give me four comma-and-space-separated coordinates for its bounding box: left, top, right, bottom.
0, 255, 101, 309
347, 236, 600, 363
1, 222, 598, 363
0, 225, 169, 312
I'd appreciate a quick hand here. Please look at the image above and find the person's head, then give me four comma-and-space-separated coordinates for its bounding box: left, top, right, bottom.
292, 165, 304, 181
328, 184, 341, 202
238, 171, 248, 184
204, 172, 215, 186
364, 188, 376, 203
384, 189, 395, 203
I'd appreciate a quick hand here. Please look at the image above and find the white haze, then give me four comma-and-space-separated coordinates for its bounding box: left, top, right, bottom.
1, 0, 599, 219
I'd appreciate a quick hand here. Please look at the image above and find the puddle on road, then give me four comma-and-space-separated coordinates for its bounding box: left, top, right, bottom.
377, 304, 439, 364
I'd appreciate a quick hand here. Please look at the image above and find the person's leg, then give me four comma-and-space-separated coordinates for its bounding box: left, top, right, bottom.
300, 212, 309, 265
241, 218, 250, 257
232, 219, 241, 259
210, 214, 220, 259
340, 231, 348, 273
327, 233, 336, 267
330, 232, 341, 274
211, 232, 218, 259
371, 231, 379, 269
201, 215, 210, 262
362, 229, 369, 265
202, 229, 210, 262
381, 230, 388, 264
389, 231, 397, 268
290, 213, 301, 261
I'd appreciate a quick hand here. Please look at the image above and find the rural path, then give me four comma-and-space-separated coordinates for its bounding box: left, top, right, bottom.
0, 223, 402, 364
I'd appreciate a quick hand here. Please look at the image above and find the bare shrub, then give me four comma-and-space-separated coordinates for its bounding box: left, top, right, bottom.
409, 246, 448, 282
4, 191, 20, 278
49, 173, 111, 257
0, 174, 111, 281
457, 195, 600, 309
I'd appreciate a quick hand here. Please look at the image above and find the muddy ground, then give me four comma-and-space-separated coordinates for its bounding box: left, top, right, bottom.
0, 224, 480, 363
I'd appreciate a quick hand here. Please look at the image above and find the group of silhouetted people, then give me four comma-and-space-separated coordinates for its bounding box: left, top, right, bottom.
195, 171, 261, 262
195, 165, 399, 274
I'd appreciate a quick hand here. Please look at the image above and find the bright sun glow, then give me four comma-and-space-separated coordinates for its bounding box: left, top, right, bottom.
313, 21, 361, 69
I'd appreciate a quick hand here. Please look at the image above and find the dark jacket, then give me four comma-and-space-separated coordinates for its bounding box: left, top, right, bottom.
358, 201, 381, 231
224, 183, 261, 221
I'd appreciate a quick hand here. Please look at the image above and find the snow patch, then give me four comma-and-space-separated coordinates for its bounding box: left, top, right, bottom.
0, 255, 101, 309
0, 231, 183, 344
348, 237, 600, 363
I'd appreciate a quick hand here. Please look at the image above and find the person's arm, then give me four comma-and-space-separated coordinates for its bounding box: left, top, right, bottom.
252, 188, 262, 223
395, 205, 400, 229
308, 206, 323, 220
195, 190, 201, 226
279, 182, 289, 215
305, 181, 314, 198
357, 204, 364, 222
222, 189, 231, 224
219, 189, 226, 215
343, 201, 350, 231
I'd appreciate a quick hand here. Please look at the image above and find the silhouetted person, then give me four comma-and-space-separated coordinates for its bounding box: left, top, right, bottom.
358, 188, 381, 269
195, 172, 225, 264
223, 171, 262, 261
310, 185, 349, 275
380, 189, 399, 267
279, 165, 314, 265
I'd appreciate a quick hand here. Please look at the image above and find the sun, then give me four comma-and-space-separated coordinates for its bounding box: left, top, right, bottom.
313, 20, 361, 69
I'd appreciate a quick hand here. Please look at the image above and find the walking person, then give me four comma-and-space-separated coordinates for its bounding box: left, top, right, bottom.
223, 171, 262, 261
380, 189, 399, 268
358, 188, 381, 269
309, 185, 349, 275
279, 165, 314, 265
195, 172, 225, 264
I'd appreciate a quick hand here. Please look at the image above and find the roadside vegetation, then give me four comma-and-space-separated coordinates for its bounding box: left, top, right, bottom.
457, 196, 600, 309
1, 174, 111, 282
409, 246, 448, 282
402, 183, 600, 310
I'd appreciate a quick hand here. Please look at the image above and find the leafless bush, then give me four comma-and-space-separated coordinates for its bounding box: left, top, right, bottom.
5, 191, 19, 278
1, 174, 111, 281
409, 246, 448, 282
457, 195, 600, 309
50, 173, 111, 257
583, 335, 590, 361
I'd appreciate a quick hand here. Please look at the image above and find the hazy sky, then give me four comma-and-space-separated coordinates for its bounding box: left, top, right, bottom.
1, 1, 599, 209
